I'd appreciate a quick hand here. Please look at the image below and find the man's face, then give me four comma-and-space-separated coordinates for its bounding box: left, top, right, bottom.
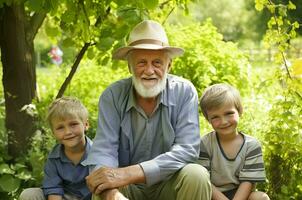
128, 49, 171, 98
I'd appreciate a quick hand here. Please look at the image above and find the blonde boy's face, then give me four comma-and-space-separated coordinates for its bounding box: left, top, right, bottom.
51, 116, 89, 151
206, 102, 240, 136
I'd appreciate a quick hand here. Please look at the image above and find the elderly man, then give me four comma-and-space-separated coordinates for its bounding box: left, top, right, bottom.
84, 20, 211, 200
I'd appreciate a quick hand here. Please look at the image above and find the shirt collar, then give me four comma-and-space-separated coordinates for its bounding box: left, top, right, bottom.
125, 83, 136, 112
161, 74, 176, 107
48, 136, 92, 164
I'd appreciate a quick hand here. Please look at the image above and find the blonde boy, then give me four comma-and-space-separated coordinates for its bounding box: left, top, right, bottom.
20, 97, 92, 200
198, 83, 270, 200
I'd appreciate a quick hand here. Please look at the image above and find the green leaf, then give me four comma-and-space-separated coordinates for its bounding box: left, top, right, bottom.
61, 10, 75, 24
11, 163, 26, 171
143, 0, 159, 9
117, 8, 141, 25
87, 48, 95, 60
62, 38, 74, 48
45, 25, 60, 38
27, 0, 44, 11
0, 164, 14, 175
97, 37, 115, 51
0, 174, 20, 192
293, 21, 299, 29
115, 0, 128, 6
288, 1, 296, 10
15, 170, 33, 180
255, 3, 264, 11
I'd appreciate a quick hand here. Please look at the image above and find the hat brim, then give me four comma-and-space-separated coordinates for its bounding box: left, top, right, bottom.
112, 44, 184, 60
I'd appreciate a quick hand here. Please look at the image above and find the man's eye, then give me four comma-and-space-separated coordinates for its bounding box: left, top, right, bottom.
137, 60, 146, 65
153, 60, 162, 66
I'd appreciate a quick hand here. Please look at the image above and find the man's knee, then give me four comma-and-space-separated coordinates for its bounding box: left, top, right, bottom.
172, 164, 212, 199
249, 191, 270, 200
178, 163, 211, 186
19, 188, 44, 200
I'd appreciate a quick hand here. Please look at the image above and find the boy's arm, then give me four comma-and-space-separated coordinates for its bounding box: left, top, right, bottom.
48, 195, 62, 200
211, 185, 229, 200
232, 181, 254, 200
42, 158, 64, 197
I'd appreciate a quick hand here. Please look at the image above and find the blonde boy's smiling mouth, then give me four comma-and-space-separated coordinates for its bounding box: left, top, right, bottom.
64, 136, 77, 140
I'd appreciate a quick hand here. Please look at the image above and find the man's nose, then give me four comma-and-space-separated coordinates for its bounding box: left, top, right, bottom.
144, 62, 155, 75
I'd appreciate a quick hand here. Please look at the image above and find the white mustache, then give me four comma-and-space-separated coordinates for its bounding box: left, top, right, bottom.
141, 75, 159, 79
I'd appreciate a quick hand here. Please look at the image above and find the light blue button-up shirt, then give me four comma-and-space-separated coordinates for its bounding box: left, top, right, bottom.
42, 136, 92, 199
83, 74, 200, 186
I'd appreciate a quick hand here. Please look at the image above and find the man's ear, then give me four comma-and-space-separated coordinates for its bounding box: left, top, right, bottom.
167, 60, 172, 72
128, 64, 132, 74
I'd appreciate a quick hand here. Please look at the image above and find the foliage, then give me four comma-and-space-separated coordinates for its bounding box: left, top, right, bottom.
169, 0, 271, 44
166, 20, 251, 134
0, 103, 50, 198
39, 0, 190, 65
254, 0, 302, 198
168, 20, 250, 96
263, 84, 302, 199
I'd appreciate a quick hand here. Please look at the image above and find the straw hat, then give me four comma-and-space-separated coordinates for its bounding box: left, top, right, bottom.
113, 20, 184, 60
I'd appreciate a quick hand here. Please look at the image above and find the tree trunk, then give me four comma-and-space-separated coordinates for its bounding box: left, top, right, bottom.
0, 4, 36, 157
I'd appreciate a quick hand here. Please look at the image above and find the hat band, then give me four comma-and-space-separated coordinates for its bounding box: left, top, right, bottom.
129, 39, 169, 47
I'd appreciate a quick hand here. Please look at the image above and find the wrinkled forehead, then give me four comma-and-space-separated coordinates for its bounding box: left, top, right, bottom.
128, 49, 170, 60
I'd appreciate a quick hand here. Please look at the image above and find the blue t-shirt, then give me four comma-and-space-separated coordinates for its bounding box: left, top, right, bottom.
42, 136, 92, 199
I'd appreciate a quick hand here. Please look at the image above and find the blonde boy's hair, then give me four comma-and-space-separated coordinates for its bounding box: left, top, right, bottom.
47, 96, 88, 128
200, 83, 243, 120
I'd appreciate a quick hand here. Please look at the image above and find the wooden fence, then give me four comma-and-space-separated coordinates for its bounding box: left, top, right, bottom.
242, 48, 302, 62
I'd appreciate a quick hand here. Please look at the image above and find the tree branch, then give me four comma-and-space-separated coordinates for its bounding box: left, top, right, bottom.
28, 11, 47, 41
55, 5, 111, 98
56, 42, 91, 99
267, 0, 292, 79
162, 6, 175, 25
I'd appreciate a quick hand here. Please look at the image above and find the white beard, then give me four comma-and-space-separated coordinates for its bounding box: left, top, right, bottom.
132, 72, 167, 98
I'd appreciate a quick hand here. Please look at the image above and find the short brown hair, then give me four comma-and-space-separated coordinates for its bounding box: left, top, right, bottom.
46, 96, 88, 128
200, 83, 243, 120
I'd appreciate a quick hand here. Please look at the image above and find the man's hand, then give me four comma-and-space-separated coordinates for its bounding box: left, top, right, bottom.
86, 167, 127, 194
100, 189, 129, 200
86, 165, 145, 195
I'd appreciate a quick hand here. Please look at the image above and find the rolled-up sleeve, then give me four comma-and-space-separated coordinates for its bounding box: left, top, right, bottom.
42, 159, 63, 197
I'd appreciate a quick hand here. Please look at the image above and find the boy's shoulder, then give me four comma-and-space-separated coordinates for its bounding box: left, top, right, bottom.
201, 131, 216, 141
241, 132, 262, 146
200, 131, 216, 150
240, 132, 263, 154
47, 143, 61, 159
